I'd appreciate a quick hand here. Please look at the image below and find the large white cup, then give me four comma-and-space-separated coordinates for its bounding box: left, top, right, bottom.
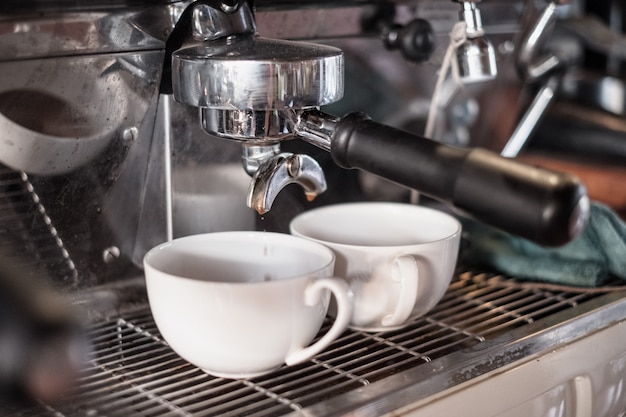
290, 202, 461, 332
143, 231, 353, 379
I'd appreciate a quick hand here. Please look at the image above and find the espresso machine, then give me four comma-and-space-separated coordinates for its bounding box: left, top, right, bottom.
1, 0, 626, 415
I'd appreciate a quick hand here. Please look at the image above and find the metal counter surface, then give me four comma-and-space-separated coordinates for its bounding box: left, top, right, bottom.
4, 270, 625, 416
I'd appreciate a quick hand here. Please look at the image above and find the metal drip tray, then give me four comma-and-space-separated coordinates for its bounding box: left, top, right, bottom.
9, 270, 626, 417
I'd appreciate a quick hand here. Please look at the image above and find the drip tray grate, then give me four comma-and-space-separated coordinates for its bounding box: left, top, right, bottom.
16, 270, 610, 417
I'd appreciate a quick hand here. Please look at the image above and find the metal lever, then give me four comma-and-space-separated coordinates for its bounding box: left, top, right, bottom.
501, 75, 561, 157
247, 153, 327, 215
516, 1, 569, 82
501, 0, 571, 157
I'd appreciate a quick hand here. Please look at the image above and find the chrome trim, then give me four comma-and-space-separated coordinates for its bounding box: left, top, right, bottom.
172, 36, 344, 110
201, 108, 297, 142
0, 3, 189, 61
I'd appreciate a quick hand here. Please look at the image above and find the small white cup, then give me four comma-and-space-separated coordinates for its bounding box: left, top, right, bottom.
143, 231, 353, 379
290, 202, 461, 332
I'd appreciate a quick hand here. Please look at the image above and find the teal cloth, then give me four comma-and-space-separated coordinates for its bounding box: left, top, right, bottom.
460, 202, 626, 287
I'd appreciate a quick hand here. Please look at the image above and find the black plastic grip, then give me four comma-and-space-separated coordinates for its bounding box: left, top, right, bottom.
331, 112, 589, 246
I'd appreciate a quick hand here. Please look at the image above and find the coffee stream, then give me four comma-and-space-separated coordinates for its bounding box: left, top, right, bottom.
262, 241, 273, 282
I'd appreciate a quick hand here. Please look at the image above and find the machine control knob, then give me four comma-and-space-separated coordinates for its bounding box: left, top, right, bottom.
383, 19, 436, 63
361, 4, 435, 63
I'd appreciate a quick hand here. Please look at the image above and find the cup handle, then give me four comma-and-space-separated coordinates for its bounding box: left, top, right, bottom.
285, 277, 353, 366
381, 255, 419, 327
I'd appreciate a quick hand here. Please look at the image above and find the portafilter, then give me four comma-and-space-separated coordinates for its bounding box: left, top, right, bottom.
167, 0, 588, 247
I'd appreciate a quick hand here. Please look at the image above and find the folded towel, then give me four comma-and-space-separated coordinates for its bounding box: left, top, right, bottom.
460, 202, 626, 287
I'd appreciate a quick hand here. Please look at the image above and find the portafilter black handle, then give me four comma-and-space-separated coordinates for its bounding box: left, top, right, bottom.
330, 112, 589, 246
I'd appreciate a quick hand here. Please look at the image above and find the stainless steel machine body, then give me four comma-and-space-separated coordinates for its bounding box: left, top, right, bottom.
0, 0, 625, 415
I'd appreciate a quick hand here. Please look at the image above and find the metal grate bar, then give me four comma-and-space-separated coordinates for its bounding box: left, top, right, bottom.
0, 203, 36, 218
313, 331, 426, 369
0, 189, 34, 200
8, 271, 616, 417
0, 165, 77, 285
195, 400, 292, 417
279, 378, 363, 410
241, 380, 304, 413
90, 338, 171, 365
432, 291, 544, 329
76, 352, 187, 395
168, 383, 290, 417
246, 360, 366, 402
116, 317, 167, 344
0, 175, 24, 185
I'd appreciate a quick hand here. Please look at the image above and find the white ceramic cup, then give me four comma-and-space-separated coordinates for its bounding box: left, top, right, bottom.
143, 231, 353, 379
290, 202, 461, 332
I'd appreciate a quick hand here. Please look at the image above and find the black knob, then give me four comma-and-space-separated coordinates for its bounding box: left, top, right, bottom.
383, 19, 436, 63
